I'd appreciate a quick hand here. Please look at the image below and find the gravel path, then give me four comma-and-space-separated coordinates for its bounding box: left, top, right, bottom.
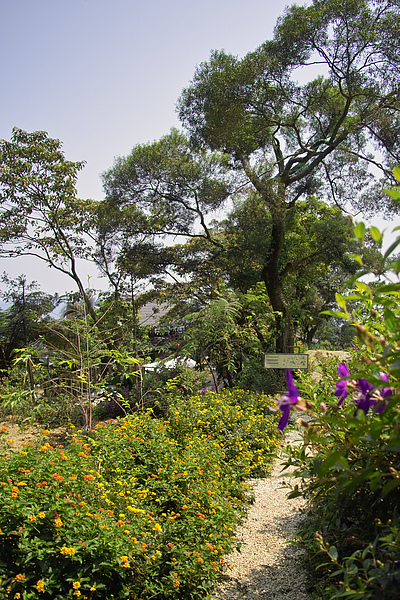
210, 430, 311, 600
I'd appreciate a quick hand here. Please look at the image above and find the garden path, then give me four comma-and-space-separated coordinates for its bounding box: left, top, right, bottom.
210, 429, 311, 600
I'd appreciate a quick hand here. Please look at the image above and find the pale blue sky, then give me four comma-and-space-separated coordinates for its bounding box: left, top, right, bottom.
1, 0, 296, 294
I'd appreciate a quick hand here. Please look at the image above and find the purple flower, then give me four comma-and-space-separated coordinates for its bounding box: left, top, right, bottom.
379, 372, 392, 397
354, 373, 392, 415
335, 363, 350, 406
277, 370, 300, 431
354, 378, 374, 414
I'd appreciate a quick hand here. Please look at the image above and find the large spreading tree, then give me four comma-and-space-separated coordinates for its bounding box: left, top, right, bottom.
177, 0, 400, 350
101, 0, 400, 352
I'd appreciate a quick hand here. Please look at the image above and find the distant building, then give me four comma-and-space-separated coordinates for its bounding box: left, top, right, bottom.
137, 301, 170, 328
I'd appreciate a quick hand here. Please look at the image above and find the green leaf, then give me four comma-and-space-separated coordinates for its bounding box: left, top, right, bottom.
393, 166, 400, 183
383, 308, 399, 333
346, 270, 370, 287
349, 253, 364, 266
382, 478, 400, 497
370, 226, 383, 244
335, 293, 348, 311
383, 189, 400, 201
383, 237, 400, 260
328, 546, 339, 561
354, 222, 366, 241
320, 310, 349, 319
321, 450, 349, 473
355, 281, 372, 296
375, 283, 400, 295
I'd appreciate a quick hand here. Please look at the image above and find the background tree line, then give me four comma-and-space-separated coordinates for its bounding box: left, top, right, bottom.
0, 0, 399, 408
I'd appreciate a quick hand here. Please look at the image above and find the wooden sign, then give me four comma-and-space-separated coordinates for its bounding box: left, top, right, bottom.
264, 353, 309, 370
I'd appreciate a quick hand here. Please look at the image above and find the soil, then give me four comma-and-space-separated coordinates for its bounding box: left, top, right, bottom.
0, 418, 70, 452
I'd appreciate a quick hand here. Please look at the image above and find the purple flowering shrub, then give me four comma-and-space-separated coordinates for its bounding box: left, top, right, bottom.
279, 194, 400, 597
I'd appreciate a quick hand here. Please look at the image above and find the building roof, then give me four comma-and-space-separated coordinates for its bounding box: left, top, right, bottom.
137, 301, 170, 327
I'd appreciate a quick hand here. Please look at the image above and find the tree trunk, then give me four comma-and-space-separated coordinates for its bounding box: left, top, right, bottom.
261, 182, 293, 354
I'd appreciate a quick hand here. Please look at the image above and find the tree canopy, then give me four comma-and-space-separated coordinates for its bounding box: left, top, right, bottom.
0, 128, 101, 324
177, 0, 399, 350
101, 0, 400, 352
2, 0, 399, 357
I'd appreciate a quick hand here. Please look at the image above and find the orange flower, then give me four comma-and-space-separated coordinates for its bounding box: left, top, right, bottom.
60, 546, 76, 556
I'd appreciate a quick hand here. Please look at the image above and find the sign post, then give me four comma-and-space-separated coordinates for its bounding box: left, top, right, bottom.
264, 353, 309, 370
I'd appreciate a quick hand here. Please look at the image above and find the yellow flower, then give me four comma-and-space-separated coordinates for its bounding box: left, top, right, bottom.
38, 512, 45, 519
153, 523, 162, 533
15, 573, 25, 581
60, 546, 76, 556
54, 517, 63, 527
72, 581, 81, 589
29, 515, 36, 522
36, 580, 45, 592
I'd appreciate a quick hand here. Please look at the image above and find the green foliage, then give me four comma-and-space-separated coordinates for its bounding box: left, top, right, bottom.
0, 275, 57, 373
0, 129, 96, 265
0, 128, 104, 329
181, 289, 271, 388
167, 389, 280, 477
94, 360, 209, 420
0, 302, 122, 429
0, 389, 279, 599
98, 128, 232, 295
282, 175, 400, 597
177, 0, 400, 351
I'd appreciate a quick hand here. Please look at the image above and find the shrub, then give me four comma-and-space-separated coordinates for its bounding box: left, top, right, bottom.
279, 209, 400, 598
0, 388, 279, 599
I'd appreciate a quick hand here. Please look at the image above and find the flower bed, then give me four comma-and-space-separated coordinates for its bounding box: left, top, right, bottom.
0, 389, 279, 599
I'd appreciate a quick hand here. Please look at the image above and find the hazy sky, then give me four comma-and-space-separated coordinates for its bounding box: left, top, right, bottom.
1, 0, 299, 295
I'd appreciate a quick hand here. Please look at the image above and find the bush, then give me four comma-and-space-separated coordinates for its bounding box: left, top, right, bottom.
281, 212, 400, 598
0, 389, 279, 599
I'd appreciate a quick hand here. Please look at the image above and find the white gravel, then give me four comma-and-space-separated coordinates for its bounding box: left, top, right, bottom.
210, 429, 311, 600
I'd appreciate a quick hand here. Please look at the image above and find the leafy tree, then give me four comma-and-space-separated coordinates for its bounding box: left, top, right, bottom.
164, 194, 358, 348
101, 128, 231, 242
0, 128, 101, 325
178, 0, 400, 351
98, 128, 233, 304
181, 287, 274, 387
0, 274, 56, 373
